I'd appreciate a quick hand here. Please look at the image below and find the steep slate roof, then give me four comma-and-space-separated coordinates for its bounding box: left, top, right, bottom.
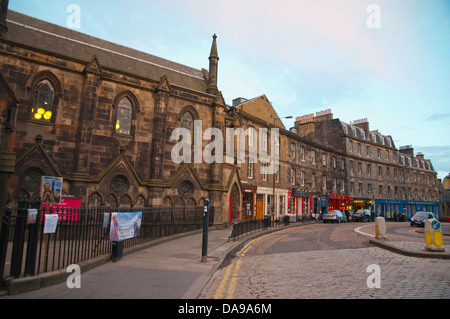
4, 10, 209, 93
340, 121, 395, 148
236, 95, 286, 129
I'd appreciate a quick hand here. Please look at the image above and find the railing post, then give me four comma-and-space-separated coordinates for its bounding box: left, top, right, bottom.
201, 199, 210, 263
24, 198, 42, 276
0, 203, 12, 283
10, 198, 28, 278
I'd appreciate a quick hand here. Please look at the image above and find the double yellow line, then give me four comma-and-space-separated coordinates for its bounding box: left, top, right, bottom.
213, 232, 274, 299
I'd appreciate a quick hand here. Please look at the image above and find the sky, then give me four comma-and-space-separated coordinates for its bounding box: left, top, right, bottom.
8, 0, 450, 180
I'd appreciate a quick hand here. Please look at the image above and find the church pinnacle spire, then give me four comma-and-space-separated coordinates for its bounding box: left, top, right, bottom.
207, 34, 219, 95
209, 34, 219, 60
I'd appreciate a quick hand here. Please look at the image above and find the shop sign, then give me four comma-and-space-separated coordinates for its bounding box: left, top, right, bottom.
292, 188, 309, 197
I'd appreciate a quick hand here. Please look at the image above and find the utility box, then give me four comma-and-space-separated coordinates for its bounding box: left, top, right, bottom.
263, 215, 271, 228
111, 241, 124, 262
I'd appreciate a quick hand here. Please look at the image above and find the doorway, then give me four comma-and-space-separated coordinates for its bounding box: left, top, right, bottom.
230, 183, 240, 221
256, 194, 264, 220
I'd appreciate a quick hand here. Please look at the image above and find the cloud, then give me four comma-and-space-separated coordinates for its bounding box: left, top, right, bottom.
425, 113, 450, 121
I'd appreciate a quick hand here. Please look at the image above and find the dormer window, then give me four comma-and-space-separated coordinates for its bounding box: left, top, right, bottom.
342, 124, 348, 134
360, 129, 365, 139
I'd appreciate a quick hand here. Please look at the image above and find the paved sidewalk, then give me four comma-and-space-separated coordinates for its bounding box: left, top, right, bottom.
1, 227, 241, 299
1, 222, 449, 298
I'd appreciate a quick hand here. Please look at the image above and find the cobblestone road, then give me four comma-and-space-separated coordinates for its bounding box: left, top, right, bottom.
200, 224, 450, 299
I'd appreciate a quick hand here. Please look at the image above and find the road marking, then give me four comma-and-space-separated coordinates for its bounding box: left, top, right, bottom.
214, 232, 275, 299
225, 259, 241, 299
213, 261, 234, 299
354, 225, 375, 238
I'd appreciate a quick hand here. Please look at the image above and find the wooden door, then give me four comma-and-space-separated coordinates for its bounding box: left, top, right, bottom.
256, 194, 264, 220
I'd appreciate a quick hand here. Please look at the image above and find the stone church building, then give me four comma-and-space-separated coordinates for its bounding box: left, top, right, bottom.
0, 2, 442, 224
0, 4, 241, 223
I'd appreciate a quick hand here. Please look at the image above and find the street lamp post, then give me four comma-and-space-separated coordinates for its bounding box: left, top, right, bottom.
272, 116, 293, 226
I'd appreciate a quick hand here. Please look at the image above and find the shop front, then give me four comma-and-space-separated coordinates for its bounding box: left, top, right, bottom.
242, 185, 257, 220
327, 194, 352, 211
350, 198, 372, 212
375, 199, 441, 220
256, 186, 289, 221
290, 188, 311, 218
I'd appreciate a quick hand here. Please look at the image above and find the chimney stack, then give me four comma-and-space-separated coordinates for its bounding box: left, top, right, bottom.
399, 145, 414, 157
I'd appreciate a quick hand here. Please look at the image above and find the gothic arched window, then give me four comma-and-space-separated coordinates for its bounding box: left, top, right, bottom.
31, 80, 54, 122
115, 97, 132, 135
181, 111, 194, 145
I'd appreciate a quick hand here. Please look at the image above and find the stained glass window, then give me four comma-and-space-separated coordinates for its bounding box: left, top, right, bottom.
181, 111, 194, 145
115, 98, 132, 135
31, 80, 54, 122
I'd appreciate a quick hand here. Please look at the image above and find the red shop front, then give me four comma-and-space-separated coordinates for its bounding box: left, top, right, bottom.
327, 194, 351, 211
290, 188, 312, 216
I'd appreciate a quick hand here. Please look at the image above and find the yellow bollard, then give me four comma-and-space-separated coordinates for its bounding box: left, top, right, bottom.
424, 219, 445, 252
375, 217, 387, 240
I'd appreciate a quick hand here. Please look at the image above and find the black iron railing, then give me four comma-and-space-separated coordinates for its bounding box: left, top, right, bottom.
227, 214, 316, 242
228, 219, 265, 242
0, 199, 214, 282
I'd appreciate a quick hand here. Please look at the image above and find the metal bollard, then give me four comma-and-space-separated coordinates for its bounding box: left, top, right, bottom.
424, 219, 445, 252
375, 217, 387, 240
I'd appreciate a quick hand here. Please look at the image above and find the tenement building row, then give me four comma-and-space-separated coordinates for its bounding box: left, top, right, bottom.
0, 5, 441, 223
230, 98, 440, 222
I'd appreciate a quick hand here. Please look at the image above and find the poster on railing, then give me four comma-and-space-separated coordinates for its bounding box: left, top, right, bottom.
43, 214, 59, 234
27, 208, 37, 224
40, 176, 63, 204
109, 212, 142, 242
41, 196, 82, 221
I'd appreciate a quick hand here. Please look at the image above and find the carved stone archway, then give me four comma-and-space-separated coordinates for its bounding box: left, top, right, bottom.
229, 183, 240, 221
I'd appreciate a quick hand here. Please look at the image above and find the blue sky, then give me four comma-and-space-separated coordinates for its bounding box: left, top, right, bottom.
8, 0, 450, 180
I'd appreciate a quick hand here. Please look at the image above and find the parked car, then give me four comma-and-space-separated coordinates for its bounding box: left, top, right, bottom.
393, 211, 406, 222
353, 209, 371, 222
323, 210, 347, 223
410, 212, 435, 227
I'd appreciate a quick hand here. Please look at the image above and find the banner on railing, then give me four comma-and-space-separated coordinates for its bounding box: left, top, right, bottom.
41, 196, 82, 221
109, 212, 142, 242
